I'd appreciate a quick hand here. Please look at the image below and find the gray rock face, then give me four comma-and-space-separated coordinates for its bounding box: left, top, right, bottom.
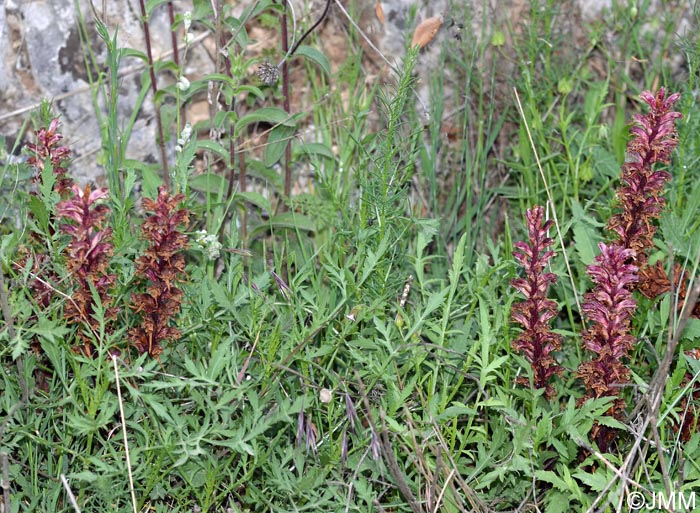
0, 0, 693, 186
1, 0, 175, 185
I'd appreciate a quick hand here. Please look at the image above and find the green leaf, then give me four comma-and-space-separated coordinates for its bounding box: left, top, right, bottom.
250, 213, 316, 238
595, 415, 626, 430
534, 470, 570, 492
30, 318, 69, 345
264, 124, 296, 167
140, 165, 164, 198
293, 45, 331, 77
236, 107, 296, 131
210, 278, 234, 311
235, 191, 271, 212
27, 195, 49, 234
433, 403, 478, 421
196, 140, 230, 161
235, 84, 265, 101
570, 200, 602, 266
146, 0, 173, 15
573, 469, 610, 492
240, 0, 280, 22
121, 48, 147, 62
269, 213, 316, 231
10, 333, 30, 361
189, 173, 228, 194
200, 72, 238, 91
298, 142, 335, 160
69, 471, 99, 483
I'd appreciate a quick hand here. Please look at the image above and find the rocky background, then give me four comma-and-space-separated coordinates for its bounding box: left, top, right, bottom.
0, 0, 693, 185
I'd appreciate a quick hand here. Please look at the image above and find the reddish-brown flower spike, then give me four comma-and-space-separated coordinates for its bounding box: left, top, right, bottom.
578, 243, 638, 415
511, 205, 562, 397
26, 118, 74, 194
55, 183, 117, 353
128, 186, 190, 357
607, 88, 682, 268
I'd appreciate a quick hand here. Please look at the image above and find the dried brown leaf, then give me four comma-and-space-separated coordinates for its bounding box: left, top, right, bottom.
411, 15, 442, 49
375, 1, 385, 26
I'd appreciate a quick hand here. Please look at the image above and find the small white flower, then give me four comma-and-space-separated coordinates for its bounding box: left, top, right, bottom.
183, 11, 192, 31
181, 123, 192, 141
195, 230, 222, 260
177, 123, 193, 148
319, 388, 332, 404
177, 76, 190, 91
184, 32, 195, 46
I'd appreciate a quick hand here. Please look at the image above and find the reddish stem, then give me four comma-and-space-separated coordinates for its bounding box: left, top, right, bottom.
139, 0, 170, 190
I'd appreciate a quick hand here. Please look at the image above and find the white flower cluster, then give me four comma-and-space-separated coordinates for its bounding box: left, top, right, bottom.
175, 123, 192, 153
184, 11, 195, 45
195, 230, 223, 260
176, 76, 190, 91
176, 12, 195, 94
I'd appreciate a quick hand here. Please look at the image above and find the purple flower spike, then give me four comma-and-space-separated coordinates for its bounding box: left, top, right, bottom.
578, 243, 638, 412
608, 89, 682, 266
511, 205, 562, 397
26, 118, 74, 194
56, 184, 117, 353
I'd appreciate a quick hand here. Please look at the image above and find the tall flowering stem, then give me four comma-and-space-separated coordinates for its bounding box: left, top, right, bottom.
128, 186, 190, 356
578, 244, 638, 420
56, 184, 118, 353
16, 119, 76, 310
511, 205, 562, 397
26, 118, 75, 195
608, 89, 681, 270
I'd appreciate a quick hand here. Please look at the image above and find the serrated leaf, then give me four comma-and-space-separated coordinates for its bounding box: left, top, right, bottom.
210, 278, 234, 311
293, 45, 331, 77
573, 470, 610, 492
534, 470, 569, 492
10, 334, 30, 361
591, 145, 619, 178
67, 412, 100, 436
571, 200, 601, 266
595, 415, 626, 430
30, 319, 69, 345
27, 193, 49, 230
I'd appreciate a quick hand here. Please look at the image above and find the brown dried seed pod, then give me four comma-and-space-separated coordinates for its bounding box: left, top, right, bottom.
256, 61, 280, 86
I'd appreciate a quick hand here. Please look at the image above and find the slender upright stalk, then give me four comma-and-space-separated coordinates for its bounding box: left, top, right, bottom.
239, 151, 248, 242
138, 0, 170, 190
280, 1, 292, 203
167, 1, 186, 126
